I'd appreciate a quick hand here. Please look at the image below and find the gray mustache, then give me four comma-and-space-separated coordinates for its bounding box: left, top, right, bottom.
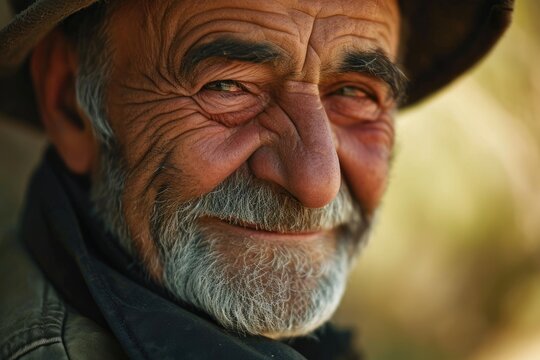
154, 167, 363, 235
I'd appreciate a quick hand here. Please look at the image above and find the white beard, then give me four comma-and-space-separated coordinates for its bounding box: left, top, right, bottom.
93, 149, 369, 338
159, 222, 355, 338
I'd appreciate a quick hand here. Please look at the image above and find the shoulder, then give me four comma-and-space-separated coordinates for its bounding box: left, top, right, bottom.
0, 230, 126, 360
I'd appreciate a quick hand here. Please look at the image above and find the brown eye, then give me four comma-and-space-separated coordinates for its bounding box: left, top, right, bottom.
333, 86, 377, 102
203, 80, 245, 93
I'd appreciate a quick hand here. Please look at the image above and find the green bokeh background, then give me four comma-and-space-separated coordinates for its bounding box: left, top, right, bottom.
1, 2, 539, 359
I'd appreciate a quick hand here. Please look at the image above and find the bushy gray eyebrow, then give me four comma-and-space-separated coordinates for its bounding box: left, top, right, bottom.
339, 49, 408, 104
180, 37, 284, 79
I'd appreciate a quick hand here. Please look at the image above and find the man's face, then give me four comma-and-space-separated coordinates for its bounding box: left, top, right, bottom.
91, 0, 401, 338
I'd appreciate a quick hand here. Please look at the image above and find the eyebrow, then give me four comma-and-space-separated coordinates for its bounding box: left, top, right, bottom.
180, 37, 284, 79
339, 49, 408, 103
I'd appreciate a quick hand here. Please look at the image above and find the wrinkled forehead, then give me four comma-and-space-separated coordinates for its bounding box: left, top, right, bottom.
109, 0, 400, 75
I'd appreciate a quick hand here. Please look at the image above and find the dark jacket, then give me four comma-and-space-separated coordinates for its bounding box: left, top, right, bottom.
0, 149, 360, 360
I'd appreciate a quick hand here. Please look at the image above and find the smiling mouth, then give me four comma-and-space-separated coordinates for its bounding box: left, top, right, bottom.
199, 216, 328, 238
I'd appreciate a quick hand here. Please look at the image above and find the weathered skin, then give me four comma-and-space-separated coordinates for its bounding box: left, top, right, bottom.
32, 0, 400, 278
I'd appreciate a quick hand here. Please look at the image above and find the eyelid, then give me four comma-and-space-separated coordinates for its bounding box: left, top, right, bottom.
203, 79, 245, 92
344, 85, 378, 101
328, 84, 380, 105
190, 59, 276, 93
322, 75, 392, 102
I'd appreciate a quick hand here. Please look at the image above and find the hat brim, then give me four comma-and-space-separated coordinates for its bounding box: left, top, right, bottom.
0, 0, 514, 128
400, 0, 514, 105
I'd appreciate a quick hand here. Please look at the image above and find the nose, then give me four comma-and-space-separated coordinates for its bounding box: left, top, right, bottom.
249, 83, 341, 208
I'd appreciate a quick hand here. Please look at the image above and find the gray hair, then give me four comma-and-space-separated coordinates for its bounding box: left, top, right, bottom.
64, 2, 115, 146
66, 4, 133, 252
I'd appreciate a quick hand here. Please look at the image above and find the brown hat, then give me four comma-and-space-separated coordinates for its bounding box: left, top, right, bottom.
0, 0, 514, 128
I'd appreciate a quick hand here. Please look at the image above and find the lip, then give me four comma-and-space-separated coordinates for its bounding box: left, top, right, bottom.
199, 216, 329, 241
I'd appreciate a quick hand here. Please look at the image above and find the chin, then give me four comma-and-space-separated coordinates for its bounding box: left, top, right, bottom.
158, 220, 362, 338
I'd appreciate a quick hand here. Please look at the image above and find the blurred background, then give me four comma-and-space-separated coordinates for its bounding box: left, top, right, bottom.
1, 1, 539, 359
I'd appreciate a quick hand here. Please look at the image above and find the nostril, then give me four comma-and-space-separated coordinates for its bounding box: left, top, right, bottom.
249, 144, 341, 209
248, 145, 286, 188
286, 156, 341, 209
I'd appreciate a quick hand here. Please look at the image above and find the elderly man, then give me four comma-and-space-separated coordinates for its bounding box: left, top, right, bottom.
0, 0, 513, 359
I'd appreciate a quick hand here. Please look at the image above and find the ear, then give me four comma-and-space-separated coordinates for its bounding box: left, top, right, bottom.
30, 28, 97, 175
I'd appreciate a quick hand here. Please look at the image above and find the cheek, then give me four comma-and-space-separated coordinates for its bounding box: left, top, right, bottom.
334, 124, 392, 216
159, 120, 263, 200
116, 96, 265, 206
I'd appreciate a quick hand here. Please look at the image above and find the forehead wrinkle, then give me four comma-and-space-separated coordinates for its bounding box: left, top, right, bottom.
324, 0, 400, 23
316, 13, 392, 33
312, 16, 393, 52
175, 6, 295, 36
158, 3, 319, 84
118, 1, 183, 91
175, 18, 294, 55
313, 0, 400, 54
168, 25, 295, 84
166, 6, 299, 60
151, 1, 181, 60
287, 2, 398, 80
